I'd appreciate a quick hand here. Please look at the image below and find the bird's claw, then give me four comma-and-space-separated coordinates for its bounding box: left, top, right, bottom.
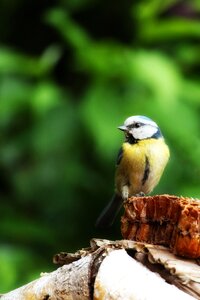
135, 192, 145, 197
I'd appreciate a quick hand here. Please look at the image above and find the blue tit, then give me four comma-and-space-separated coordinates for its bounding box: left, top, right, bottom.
96, 115, 170, 228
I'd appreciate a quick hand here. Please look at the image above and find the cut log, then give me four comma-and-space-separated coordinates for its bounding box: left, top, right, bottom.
121, 194, 200, 258
1, 193, 200, 299
94, 249, 195, 300
1, 239, 200, 299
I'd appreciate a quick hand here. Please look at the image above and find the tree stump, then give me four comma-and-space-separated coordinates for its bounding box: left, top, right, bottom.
0, 195, 200, 299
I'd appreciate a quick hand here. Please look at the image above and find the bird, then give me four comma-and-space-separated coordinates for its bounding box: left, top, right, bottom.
96, 115, 170, 228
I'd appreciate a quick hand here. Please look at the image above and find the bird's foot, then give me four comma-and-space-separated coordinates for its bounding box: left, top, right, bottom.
135, 192, 145, 197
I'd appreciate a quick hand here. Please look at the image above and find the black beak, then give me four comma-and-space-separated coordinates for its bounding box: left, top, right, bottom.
118, 125, 127, 131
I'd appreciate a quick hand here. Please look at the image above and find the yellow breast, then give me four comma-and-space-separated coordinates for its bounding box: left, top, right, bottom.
115, 138, 170, 196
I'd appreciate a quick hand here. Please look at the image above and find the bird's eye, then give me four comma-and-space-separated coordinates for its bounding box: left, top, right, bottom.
134, 122, 141, 128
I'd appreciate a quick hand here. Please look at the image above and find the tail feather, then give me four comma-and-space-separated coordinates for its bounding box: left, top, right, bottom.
95, 194, 122, 228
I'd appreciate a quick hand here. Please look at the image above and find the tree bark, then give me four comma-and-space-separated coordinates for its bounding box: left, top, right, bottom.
0, 239, 200, 300
0, 254, 92, 300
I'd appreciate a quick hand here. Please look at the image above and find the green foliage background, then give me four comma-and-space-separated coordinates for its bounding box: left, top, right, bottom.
0, 0, 200, 292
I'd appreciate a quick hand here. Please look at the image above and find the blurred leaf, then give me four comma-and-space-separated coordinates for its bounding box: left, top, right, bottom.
39, 45, 63, 72
135, 0, 177, 20
31, 103, 74, 156
0, 76, 32, 128
0, 47, 61, 77
175, 44, 200, 66
46, 9, 90, 50
139, 19, 200, 41
0, 48, 42, 76
126, 51, 181, 103
30, 81, 65, 116
182, 80, 200, 105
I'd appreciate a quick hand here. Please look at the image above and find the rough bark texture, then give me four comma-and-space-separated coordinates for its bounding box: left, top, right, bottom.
1, 239, 200, 300
0, 254, 93, 300
1, 195, 200, 299
121, 194, 200, 258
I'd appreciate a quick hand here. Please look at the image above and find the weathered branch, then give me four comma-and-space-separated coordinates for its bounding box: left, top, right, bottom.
1, 195, 200, 299
0, 239, 200, 300
0, 254, 92, 300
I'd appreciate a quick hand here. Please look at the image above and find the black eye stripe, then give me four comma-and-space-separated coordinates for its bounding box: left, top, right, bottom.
127, 122, 144, 129
135, 122, 141, 128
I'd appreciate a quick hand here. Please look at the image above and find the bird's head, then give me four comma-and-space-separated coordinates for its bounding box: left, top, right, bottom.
118, 115, 162, 143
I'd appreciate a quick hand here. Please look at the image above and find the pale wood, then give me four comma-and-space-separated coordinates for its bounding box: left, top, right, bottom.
94, 249, 195, 300
0, 239, 199, 300
0, 254, 92, 300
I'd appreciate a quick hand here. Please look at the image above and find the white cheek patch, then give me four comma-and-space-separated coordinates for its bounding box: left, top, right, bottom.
130, 125, 158, 140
